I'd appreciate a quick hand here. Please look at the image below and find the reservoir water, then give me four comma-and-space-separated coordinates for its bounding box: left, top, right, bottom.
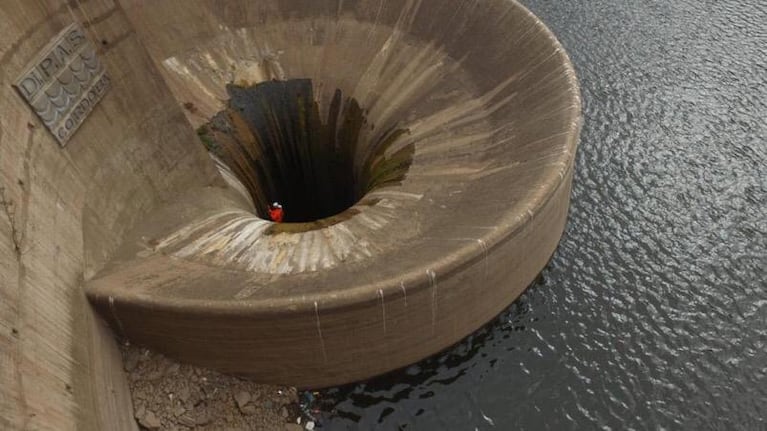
312, 0, 767, 429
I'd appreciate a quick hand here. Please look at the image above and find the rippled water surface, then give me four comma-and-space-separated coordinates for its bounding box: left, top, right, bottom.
311, 0, 767, 429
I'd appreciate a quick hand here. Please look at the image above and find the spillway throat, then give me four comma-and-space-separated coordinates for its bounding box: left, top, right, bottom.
197, 79, 413, 223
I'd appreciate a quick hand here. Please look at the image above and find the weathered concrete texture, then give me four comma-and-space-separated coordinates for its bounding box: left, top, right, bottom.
85, 0, 582, 388
0, 0, 221, 429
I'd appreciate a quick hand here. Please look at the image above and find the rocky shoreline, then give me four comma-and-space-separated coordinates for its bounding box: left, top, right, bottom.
121, 343, 305, 431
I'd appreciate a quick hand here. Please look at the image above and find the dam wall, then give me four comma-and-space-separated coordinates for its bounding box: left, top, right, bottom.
0, 1, 220, 429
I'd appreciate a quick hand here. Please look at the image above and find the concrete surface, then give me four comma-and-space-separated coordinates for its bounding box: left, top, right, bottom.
0, 1, 219, 429
0, 0, 579, 428
88, 0, 581, 388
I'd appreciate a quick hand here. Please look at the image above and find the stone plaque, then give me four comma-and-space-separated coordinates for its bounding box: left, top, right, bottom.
14, 23, 110, 146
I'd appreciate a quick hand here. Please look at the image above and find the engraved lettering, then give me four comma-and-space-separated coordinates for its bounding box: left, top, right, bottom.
13, 23, 110, 146
67, 29, 86, 48
18, 76, 40, 99
39, 56, 60, 79
54, 43, 72, 60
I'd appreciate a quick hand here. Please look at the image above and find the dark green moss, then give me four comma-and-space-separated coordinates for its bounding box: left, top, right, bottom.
197, 125, 223, 157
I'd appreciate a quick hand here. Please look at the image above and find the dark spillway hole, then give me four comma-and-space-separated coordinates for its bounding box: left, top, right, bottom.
198, 79, 413, 223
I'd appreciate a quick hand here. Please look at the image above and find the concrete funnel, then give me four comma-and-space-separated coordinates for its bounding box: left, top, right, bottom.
87, 0, 581, 389
1, 0, 580, 398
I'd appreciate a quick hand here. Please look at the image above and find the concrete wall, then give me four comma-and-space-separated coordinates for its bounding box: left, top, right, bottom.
0, 1, 220, 429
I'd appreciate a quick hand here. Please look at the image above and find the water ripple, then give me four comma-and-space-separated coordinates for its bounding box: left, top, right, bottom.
310, 0, 767, 429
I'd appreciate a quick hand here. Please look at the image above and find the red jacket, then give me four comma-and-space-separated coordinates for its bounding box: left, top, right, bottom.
269, 207, 284, 223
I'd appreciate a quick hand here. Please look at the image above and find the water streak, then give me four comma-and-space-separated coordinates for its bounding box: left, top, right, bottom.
314, 301, 328, 364
427, 269, 437, 335
378, 288, 387, 336
476, 238, 489, 279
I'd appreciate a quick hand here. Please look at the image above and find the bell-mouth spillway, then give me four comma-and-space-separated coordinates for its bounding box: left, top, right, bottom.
84, 0, 582, 389
198, 79, 412, 224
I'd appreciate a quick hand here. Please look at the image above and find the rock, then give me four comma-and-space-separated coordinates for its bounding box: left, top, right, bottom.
178, 414, 196, 427
124, 355, 140, 372
134, 404, 146, 419
178, 386, 191, 402
234, 391, 251, 409
146, 369, 164, 381
195, 412, 211, 425
138, 410, 161, 430
121, 344, 303, 431
172, 405, 186, 417
240, 405, 258, 415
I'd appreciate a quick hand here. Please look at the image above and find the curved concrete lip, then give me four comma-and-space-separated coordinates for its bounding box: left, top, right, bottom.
87, 0, 581, 388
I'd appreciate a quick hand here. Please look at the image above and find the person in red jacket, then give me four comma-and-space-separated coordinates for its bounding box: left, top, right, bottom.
268, 202, 284, 223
